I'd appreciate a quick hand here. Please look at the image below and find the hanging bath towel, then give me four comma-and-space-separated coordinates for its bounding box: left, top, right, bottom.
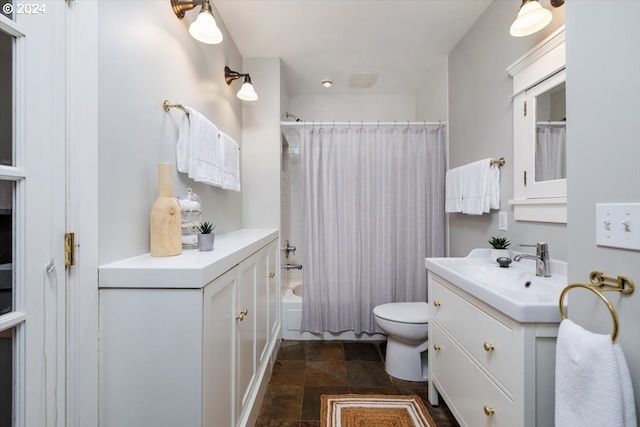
555, 319, 637, 427
219, 131, 241, 192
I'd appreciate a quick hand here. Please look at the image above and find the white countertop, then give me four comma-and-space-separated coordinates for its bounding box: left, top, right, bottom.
99, 229, 278, 289
426, 249, 567, 323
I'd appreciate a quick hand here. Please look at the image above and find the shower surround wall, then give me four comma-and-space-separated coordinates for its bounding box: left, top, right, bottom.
280, 129, 303, 283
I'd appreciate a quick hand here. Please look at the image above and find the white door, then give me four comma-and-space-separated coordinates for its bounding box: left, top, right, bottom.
0, 3, 67, 427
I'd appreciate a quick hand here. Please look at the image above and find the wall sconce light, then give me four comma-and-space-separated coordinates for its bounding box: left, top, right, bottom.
510, 0, 564, 37
224, 66, 258, 101
171, 0, 223, 44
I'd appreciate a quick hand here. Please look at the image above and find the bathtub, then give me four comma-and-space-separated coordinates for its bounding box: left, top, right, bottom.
281, 279, 386, 341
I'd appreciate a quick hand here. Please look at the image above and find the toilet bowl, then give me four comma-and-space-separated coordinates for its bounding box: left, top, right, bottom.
373, 302, 429, 382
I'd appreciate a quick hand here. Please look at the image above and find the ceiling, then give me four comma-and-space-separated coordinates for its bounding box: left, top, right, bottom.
214, 1, 494, 96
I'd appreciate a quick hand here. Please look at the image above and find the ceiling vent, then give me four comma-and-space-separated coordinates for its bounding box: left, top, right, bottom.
348, 72, 379, 89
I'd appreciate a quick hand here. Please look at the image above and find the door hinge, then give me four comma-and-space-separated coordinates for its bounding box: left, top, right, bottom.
65, 232, 75, 267
524, 170, 527, 187
524, 101, 527, 116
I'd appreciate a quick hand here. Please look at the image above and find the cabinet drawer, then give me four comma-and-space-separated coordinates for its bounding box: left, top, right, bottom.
431, 323, 516, 427
430, 277, 515, 392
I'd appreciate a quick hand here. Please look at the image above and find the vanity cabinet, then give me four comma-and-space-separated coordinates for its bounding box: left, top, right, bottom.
99, 230, 280, 427
428, 271, 558, 427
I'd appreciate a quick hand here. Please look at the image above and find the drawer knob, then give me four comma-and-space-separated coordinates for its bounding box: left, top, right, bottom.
236, 308, 249, 321
269, 272, 275, 279
484, 406, 495, 416
433, 344, 441, 351
483, 342, 495, 352
433, 300, 441, 307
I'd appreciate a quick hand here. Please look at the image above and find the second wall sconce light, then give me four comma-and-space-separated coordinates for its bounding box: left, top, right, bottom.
225, 66, 258, 101
171, 0, 223, 44
510, 0, 564, 37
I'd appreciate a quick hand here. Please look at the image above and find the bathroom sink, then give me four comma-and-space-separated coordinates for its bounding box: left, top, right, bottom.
425, 249, 567, 322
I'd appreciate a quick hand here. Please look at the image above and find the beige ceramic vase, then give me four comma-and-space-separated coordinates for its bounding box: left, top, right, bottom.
150, 163, 182, 257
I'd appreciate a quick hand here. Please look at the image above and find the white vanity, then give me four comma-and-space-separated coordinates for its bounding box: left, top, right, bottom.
425, 250, 567, 427
98, 229, 280, 427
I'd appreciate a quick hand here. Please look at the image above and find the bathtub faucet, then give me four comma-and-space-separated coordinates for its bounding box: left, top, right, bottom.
282, 240, 296, 258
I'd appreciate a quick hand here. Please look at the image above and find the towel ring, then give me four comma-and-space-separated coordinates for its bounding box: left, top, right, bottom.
559, 283, 619, 342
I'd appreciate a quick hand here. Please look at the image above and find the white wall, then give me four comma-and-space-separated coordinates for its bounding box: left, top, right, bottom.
447, 1, 567, 260
241, 58, 282, 229
416, 57, 448, 121
566, 0, 640, 413
290, 93, 416, 122
97, 1, 244, 264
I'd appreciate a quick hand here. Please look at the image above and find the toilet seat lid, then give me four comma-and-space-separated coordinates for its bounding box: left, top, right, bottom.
373, 302, 429, 324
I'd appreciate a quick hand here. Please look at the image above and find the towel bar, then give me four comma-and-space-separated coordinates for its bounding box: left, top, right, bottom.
163, 99, 189, 116
490, 157, 506, 166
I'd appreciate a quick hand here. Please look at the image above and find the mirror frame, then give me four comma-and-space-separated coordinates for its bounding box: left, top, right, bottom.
507, 26, 567, 223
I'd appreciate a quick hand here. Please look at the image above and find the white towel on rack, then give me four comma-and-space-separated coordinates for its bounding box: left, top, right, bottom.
445, 166, 463, 213
186, 108, 223, 187
219, 131, 241, 192
555, 319, 637, 427
489, 162, 501, 210
461, 159, 492, 215
176, 111, 190, 173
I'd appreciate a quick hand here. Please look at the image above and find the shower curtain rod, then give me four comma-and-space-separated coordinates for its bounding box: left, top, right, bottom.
280, 120, 447, 127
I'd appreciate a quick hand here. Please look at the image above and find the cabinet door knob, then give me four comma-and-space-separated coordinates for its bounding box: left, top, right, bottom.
236, 308, 249, 321
483, 406, 495, 416
433, 300, 441, 307
269, 272, 275, 279
483, 342, 495, 352
433, 344, 441, 351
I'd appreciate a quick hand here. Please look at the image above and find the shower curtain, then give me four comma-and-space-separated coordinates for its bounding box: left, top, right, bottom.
536, 126, 567, 181
300, 126, 446, 334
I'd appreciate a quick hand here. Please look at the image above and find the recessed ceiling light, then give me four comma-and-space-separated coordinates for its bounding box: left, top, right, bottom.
322, 79, 334, 88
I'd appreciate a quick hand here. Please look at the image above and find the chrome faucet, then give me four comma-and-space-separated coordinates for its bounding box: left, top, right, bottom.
282, 240, 296, 258
513, 242, 551, 277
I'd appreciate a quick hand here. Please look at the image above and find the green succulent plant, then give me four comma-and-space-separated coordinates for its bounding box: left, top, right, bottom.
488, 236, 510, 249
196, 221, 216, 234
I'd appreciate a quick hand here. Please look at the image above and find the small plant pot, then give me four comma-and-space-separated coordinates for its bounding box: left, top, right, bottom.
491, 249, 510, 264
198, 233, 215, 251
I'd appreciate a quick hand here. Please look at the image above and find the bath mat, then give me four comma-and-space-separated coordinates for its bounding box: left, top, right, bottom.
320, 394, 435, 427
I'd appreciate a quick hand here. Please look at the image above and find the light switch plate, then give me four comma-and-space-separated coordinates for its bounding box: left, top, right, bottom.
596, 203, 640, 251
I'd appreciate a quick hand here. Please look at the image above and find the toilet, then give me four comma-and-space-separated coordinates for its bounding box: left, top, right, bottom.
373, 302, 429, 382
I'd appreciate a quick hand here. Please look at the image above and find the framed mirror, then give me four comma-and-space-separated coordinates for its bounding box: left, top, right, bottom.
535, 80, 566, 182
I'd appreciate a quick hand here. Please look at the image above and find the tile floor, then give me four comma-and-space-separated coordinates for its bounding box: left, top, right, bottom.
256, 340, 459, 427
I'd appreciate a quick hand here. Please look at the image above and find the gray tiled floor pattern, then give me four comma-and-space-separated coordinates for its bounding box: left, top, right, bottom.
256, 340, 460, 427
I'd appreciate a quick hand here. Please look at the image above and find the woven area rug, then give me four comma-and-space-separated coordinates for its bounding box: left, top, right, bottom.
320, 394, 436, 427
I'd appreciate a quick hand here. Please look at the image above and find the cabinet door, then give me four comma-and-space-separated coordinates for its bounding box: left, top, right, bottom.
236, 255, 257, 423
203, 268, 237, 427
267, 241, 279, 340
255, 247, 270, 368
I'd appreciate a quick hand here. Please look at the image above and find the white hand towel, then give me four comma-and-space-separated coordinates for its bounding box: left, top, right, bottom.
461, 159, 491, 215
219, 131, 241, 192
555, 319, 637, 427
489, 163, 500, 210
176, 111, 191, 174
187, 108, 223, 187
445, 166, 463, 213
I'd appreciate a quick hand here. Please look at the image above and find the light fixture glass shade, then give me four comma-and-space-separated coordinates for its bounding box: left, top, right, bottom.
189, 8, 223, 44
237, 81, 258, 101
510, 0, 552, 37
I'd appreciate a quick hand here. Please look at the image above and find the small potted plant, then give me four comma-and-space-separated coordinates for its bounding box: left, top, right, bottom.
196, 221, 216, 251
488, 236, 510, 264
